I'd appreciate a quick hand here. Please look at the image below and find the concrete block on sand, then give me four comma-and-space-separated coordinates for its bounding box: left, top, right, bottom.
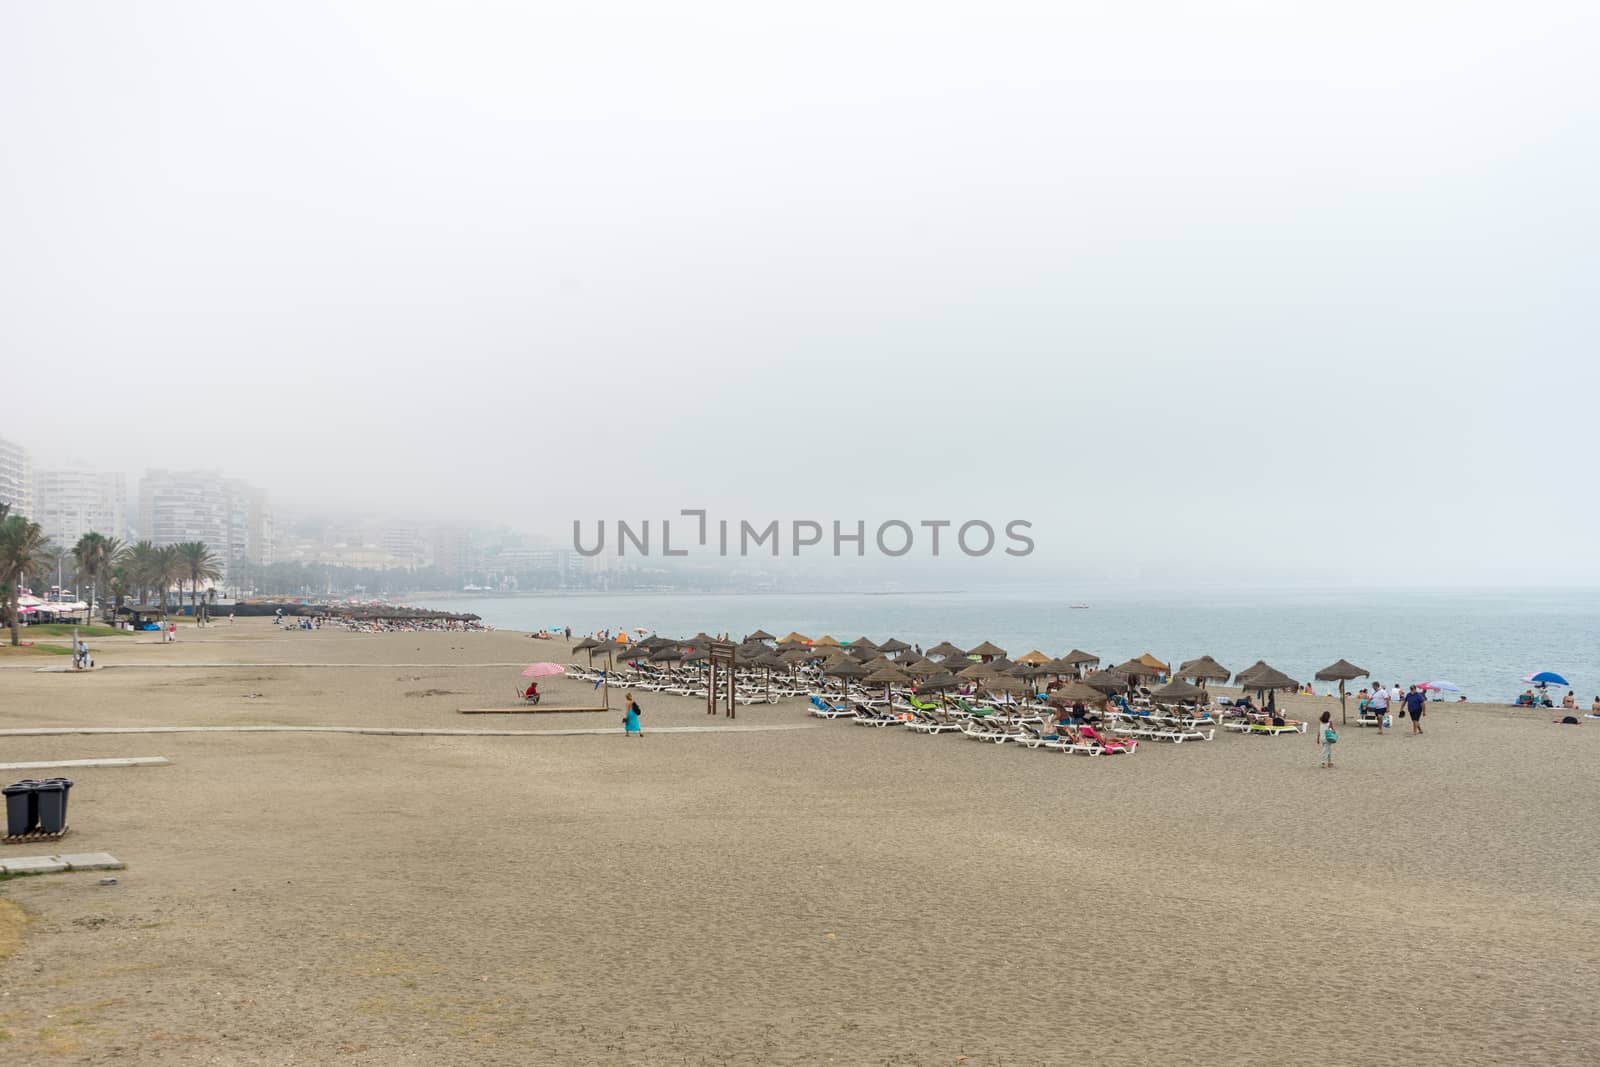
1, 856, 69, 875
59, 853, 125, 871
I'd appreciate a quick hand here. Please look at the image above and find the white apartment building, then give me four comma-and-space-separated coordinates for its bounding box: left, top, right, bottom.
0, 435, 32, 516
33, 467, 127, 549
138, 470, 274, 579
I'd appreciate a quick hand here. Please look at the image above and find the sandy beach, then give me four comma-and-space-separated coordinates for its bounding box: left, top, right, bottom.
0, 619, 1597, 1065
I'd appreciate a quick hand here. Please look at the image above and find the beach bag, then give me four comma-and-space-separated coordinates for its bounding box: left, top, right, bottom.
1324, 726, 1338, 744
1381, 714, 1391, 729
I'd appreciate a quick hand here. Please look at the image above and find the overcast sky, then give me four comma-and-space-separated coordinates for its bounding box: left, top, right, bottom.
3, 2, 1596, 586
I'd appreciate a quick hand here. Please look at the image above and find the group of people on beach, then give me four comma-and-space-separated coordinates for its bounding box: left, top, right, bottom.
1355, 683, 1431, 736
1516, 688, 1593, 711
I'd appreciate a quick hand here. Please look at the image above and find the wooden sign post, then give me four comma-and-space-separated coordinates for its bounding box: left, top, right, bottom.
707, 641, 737, 719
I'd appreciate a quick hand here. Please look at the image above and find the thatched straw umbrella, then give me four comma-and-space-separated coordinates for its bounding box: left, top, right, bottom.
779, 648, 813, 666
1177, 656, 1231, 686
1008, 661, 1051, 699
745, 629, 775, 643
1048, 680, 1108, 707
967, 640, 1007, 662
571, 636, 600, 666
813, 634, 842, 648
915, 671, 960, 719
849, 636, 879, 651
752, 651, 789, 698
1015, 649, 1051, 666
926, 641, 966, 661
824, 656, 868, 700
1135, 652, 1170, 677
863, 664, 911, 711
877, 638, 911, 654
1082, 668, 1128, 694
1112, 658, 1164, 684
1149, 678, 1206, 705
847, 643, 877, 662
778, 632, 811, 646
1237, 665, 1298, 711
1061, 649, 1100, 678
958, 660, 999, 683
978, 671, 1027, 720
1232, 660, 1271, 685
1315, 658, 1370, 724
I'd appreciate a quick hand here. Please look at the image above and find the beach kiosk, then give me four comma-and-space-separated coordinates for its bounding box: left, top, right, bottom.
115, 605, 168, 632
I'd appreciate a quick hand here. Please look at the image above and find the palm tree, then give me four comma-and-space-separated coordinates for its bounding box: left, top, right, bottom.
99, 537, 125, 615
154, 545, 182, 615
125, 541, 159, 606
177, 542, 222, 624
73, 532, 115, 622
0, 513, 52, 646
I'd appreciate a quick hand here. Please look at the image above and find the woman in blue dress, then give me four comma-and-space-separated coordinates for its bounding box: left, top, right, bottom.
623, 693, 643, 738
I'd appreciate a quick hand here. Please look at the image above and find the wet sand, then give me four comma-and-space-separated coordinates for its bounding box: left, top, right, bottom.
0, 620, 1596, 1064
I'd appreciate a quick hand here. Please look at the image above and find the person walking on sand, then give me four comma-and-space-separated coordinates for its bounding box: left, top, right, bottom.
623, 692, 643, 738
1404, 685, 1427, 735
1318, 710, 1337, 768
1368, 683, 1389, 734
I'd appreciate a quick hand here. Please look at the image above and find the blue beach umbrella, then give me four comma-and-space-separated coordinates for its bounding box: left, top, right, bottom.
1523, 671, 1569, 687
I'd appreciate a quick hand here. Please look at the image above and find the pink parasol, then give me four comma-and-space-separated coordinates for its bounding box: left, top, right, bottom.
520, 663, 565, 678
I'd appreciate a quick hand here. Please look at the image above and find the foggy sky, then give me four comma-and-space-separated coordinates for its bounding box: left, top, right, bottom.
3, 2, 1597, 586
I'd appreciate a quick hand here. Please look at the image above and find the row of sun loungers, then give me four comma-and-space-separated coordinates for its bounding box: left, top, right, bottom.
564, 663, 802, 703
1222, 713, 1307, 735
806, 697, 1139, 754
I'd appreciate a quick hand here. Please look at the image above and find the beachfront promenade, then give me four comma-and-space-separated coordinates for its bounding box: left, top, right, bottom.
0, 620, 1594, 1065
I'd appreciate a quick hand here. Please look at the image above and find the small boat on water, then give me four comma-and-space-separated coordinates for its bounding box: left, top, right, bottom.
1069, 604, 1090, 609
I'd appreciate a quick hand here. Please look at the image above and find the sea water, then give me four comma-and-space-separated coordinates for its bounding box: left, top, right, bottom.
413, 587, 1599, 704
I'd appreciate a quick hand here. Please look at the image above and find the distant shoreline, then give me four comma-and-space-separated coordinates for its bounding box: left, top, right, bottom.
408, 589, 972, 599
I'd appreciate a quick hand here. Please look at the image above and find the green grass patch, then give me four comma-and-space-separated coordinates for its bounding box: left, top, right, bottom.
20, 624, 131, 639
0, 643, 73, 657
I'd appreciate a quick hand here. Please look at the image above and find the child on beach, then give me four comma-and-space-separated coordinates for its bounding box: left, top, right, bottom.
1318, 711, 1337, 768
623, 693, 643, 738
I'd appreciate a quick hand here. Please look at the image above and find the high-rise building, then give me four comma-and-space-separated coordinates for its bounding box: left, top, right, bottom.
138, 469, 273, 579
0, 435, 32, 516
33, 467, 127, 549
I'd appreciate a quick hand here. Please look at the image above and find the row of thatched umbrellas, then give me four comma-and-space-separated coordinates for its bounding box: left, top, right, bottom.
570, 632, 1372, 722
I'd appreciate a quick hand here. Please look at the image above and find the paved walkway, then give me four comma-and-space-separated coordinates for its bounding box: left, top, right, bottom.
0, 724, 819, 739
0, 853, 124, 876
0, 757, 169, 770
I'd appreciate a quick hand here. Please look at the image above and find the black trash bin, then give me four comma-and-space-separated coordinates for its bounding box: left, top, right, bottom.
35, 778, 72, 835
3, 780, 40, 837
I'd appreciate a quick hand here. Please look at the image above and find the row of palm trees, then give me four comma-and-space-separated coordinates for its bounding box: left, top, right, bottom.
0, 503, 224, 647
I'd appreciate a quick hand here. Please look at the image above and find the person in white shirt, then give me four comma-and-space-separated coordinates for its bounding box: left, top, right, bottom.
1368, 684, 1389, 734
1389, 684, 1402, 709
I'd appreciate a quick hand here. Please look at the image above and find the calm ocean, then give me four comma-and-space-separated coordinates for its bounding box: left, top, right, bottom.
413, 588, 1598, 703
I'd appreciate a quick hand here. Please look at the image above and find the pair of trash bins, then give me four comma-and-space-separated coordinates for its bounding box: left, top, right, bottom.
3, 778, 73, 837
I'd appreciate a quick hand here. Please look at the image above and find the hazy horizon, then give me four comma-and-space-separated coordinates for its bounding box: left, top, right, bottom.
5, 2, 1597, 587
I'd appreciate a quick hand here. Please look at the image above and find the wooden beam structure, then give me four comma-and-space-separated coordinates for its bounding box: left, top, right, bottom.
707, 640, 737, 718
